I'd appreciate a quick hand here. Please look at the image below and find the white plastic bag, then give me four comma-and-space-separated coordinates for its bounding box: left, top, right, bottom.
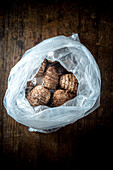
3, 34, 101, 133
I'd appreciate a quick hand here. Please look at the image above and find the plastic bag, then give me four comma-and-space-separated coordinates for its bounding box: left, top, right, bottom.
3, 34, 101, 133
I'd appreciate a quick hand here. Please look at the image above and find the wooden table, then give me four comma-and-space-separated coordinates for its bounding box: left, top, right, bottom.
0, 0, 113, 169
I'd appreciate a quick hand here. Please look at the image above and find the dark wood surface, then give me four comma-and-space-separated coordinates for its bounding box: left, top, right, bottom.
0, 0, 113, 169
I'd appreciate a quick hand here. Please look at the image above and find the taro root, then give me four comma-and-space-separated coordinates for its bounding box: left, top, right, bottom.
27, 85, 51, 107
25, 81, 34, 97
43, 65, 59, 90
52, 89, 75, 107
35, 59, 47, 77
60, 74, 78, 93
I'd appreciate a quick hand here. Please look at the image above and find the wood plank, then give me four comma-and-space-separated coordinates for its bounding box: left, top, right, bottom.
0, 14, 4, 165
56, 0, 79, 35
97, 1, 113, 128
78, 0, 99, 137
1, 9, 20, 165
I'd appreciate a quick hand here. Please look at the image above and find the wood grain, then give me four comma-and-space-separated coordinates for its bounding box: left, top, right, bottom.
0, 0, 113, 169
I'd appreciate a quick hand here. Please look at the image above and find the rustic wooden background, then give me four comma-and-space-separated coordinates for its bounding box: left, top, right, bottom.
0, 0, 113, 169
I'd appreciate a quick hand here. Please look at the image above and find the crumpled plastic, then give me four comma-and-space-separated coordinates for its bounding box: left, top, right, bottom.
3, 34, 101, 133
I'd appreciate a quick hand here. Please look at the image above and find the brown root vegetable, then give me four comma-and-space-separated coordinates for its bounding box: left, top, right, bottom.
35, 59, 47, 77
52, 89, 75, 107
43, 65, 59, 89
25, 81, 34, 97
60, 74, 78, 93
27, 85, 51, 107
